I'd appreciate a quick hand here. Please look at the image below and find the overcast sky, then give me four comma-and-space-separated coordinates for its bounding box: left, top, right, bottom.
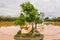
0, 0, 60, 17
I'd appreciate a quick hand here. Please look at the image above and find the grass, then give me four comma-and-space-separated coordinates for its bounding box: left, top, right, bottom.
0, 22, 60, 27
0, 22, 14, 27
44, 22, 60, 26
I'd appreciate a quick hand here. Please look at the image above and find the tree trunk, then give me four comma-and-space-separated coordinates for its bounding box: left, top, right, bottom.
32, 22, 34, 33
34, 23, 39, 33
17, 26, 22, 34
17, 30, 21, 34
30, 22, 34, 34
35, 23, 37, 29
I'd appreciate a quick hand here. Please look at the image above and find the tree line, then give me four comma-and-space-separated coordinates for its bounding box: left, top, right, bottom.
0, 16, 17, 22
44, 17, 60, 22
0, 16, 60, 22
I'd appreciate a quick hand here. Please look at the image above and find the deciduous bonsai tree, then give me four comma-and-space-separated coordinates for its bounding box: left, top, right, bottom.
14, 2, 43, 38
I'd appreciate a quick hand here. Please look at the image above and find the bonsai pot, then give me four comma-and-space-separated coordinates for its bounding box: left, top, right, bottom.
14, 35, 44, 40
14, 30, 44, 40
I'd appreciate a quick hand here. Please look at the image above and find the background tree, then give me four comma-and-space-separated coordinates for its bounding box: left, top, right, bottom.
40, 12, 45, 19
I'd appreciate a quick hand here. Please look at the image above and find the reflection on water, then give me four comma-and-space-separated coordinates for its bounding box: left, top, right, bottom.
0, 24, 60, 40
0, 26, 20, 40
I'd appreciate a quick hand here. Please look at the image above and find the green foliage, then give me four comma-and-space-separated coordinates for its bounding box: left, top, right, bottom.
20, 2, 43, 24
20, 2, 35, 13
14, 14, 26, 26
14, 2, 43, 26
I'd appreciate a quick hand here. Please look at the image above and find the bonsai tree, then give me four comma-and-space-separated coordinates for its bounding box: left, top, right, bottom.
20, 2, 43, 34
14, 2, 44, 39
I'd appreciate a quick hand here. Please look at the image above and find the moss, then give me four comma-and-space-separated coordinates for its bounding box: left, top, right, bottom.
15, 32, 43, 38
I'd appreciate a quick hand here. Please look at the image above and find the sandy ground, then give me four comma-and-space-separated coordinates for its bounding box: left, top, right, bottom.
0, 24, 60, 40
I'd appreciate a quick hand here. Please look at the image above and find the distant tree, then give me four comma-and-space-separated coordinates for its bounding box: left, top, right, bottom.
0, 16, 1, 22
40, 12, 45, 19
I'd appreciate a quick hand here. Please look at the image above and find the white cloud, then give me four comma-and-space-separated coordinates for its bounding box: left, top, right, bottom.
0, 0, 60, 17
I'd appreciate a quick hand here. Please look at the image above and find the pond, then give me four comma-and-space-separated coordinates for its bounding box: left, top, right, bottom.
0, 26, 20, 40
0, 24, 60, 40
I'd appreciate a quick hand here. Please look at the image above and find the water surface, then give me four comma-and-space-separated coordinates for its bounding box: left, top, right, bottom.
0, 24, 60, 40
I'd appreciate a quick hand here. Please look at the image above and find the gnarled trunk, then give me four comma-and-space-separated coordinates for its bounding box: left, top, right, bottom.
17, 26, 22, 34
31, 22, 34, 33
17, 30, 21, 34
35, 23, 37, 30
29, 22, 34, 34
